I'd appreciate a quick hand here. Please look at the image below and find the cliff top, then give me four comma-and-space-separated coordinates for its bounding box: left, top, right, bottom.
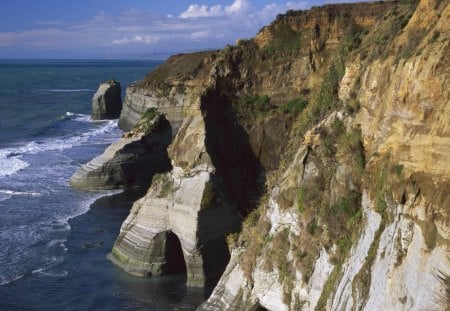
139, 50, 217, 86
135, 1, 396, 90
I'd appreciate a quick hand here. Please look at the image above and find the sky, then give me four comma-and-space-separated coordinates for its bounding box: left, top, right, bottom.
0, 0, 357, 59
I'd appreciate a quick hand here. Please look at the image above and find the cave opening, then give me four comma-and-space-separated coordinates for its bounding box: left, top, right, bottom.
163, 231, 186, 275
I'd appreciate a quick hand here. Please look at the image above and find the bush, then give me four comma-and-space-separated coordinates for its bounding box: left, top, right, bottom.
393, 164, 404, 176
337, 128, 366, 174
234, 94, 272, 117
134, 108, 161, 134
280, 97, 308, 114
263, 22, 302, 57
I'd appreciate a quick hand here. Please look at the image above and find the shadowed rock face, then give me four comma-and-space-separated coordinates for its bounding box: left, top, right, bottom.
69, 112, 172, 190
91, 80, 122, 120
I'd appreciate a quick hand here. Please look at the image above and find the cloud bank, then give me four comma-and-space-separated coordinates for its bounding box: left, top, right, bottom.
0, 0, 313, 58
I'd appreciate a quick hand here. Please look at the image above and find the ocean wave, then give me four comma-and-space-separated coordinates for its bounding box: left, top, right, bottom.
0, 155, 29, 179
64, 112, 91, 122
0, 274, 26, 286
0, 120, 118, 179
0, 189, 41, 202
33, 269, 68, 278
0, 189, 41, 196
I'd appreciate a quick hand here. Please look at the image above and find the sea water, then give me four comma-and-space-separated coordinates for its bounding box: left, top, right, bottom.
0, 60, 206, 310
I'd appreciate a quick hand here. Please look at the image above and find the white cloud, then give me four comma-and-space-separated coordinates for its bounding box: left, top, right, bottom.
180, 0, 250, 18
111, 38, 129, 45
0, 0, 327, 57
225, 0, 251, 14
187, 31, 211, 40
257, 1, 309, 23
132, 35, 160, 44
180, 4, 222, 18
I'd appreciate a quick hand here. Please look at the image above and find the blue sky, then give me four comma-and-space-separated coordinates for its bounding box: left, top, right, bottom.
0, 0, 355, 59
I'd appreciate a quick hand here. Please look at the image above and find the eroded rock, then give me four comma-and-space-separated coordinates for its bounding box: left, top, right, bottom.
69, 109, 171, 190
91, 79, 122, 120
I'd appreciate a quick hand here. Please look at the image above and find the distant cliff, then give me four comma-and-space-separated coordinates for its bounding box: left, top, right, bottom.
72, 0, 450, 310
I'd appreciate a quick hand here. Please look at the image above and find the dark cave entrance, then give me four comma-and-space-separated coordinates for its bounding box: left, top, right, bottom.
163, 231, 186, 275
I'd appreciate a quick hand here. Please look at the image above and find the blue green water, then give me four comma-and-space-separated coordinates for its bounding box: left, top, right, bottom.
0, 60, 206, 310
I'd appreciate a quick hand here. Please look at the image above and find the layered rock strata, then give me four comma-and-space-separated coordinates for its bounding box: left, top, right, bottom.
91, 79, 122, 120
69, 109, 171, 190
200, 0, 450, 310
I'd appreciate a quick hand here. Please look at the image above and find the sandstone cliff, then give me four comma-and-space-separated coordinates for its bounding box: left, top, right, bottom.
91, 79, 122, 120
73, 0, 449, 309
200, 0, 449, 310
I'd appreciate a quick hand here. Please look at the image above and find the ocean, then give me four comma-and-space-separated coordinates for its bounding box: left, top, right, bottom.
0, 60, 206, 310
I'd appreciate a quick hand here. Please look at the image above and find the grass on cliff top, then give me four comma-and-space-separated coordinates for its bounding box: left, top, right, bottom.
262, 22, 302, 58
143, 51, 216, 84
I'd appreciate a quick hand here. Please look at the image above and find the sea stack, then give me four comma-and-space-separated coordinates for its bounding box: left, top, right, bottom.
91, 79, 122, 120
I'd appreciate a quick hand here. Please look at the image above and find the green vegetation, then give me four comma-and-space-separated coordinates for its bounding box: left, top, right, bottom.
280, 97, 308, 114
296, 30, 361, 135
323, 190, 363, 260
393, 164, 404, 177
351, 222, 385, 307
134, 108, 161, 135
144, 51, 214, 84
297, 186, 306, 214
226, 232, 240, 248
240, 204, 272, 283
337, 128, 366, 175
200, 181, 215, 209
262, 22, 302, 58
374, 163, 388, 213
142, 107, 158, 120
263, 228, 295, 303
315, 264, 342, 311
361, 0, 420, 61
233, 94, 271, 118
155, 174, 173, 198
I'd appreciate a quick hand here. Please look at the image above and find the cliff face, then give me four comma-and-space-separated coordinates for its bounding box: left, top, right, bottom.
200, 0, 449, 310
80, 0, 450, 309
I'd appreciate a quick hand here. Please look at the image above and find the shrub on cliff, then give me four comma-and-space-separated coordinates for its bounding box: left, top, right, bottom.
133, 108, 162, 135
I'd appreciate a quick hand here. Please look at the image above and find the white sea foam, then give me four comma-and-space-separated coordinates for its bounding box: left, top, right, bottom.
65, 112, 91, 122
0, 153, 29, 178
0, 189, 41, 196
0, 119, 118, 179
37, 270, 68, 277
47, 238, 67, 247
